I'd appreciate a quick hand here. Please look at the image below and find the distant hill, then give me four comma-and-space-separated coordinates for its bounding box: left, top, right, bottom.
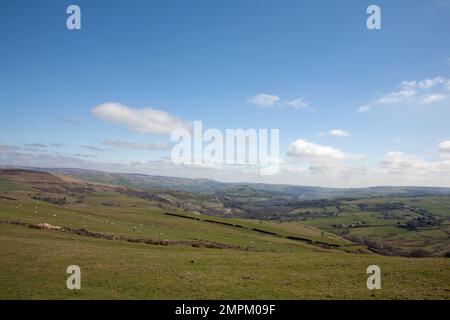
1, 167, 449, 259
3, 166, 450, 200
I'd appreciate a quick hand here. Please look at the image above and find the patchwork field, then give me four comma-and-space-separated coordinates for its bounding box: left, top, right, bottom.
0, 169, 449, 299
299, 197, 450, 257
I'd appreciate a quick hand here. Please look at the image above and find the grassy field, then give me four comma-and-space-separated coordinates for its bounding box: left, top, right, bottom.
1, 223, 449, 299
0, 170, 449, 299
0, 194, 356, 255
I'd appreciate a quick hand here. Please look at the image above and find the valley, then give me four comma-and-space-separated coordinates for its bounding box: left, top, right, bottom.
0, 168, 449, 299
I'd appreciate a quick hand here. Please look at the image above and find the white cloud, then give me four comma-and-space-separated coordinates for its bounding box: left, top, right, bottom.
379, 151, 450, 176
420, 93, 448, 104
357, 105, 371, 113
91, 102, 190, 134
287, 139, 364, 161
417, 76, 446, 89
376, 87, 416, 104
246, 93, 280, 107
379, 152, 425, 173
103, 139, 170, 150
318, 129, 350, 137
358, 76, 450, 112
438, 140, 450, 154
2, 143, 450, 187
247, 94, 311, 109
283, 97, 309, 109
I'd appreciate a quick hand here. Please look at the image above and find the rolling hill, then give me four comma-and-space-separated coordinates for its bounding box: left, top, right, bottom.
0, 168, 449, 299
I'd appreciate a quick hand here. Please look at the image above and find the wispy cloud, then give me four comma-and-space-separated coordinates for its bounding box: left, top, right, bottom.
0, 145, 20, 151
70, 153, 98, 158
82, 145, 105, 152
103, 139, 171, 150
247, 93, 310, 109
318, 129, 350, 137
283, 97, 309, 109
23, 143, 46, 148
23, 148, 48, 153
420, 93, 448, 104
246, 93, 280, 107
50, 143, 64, 148
91, 102, 190, 134
357, 76, 450, 112
357, 105, 371, 113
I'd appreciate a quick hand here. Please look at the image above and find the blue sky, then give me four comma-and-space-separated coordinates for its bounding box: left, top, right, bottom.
1, 0, 450, 187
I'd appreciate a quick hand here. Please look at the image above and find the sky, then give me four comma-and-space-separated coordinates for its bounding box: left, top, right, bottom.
1, 0, 450, 187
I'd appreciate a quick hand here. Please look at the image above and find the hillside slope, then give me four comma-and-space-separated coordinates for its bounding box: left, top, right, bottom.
0, 169, 449, 299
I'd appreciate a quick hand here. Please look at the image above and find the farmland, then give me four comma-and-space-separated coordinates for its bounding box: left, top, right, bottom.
0, 169, 449, 299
